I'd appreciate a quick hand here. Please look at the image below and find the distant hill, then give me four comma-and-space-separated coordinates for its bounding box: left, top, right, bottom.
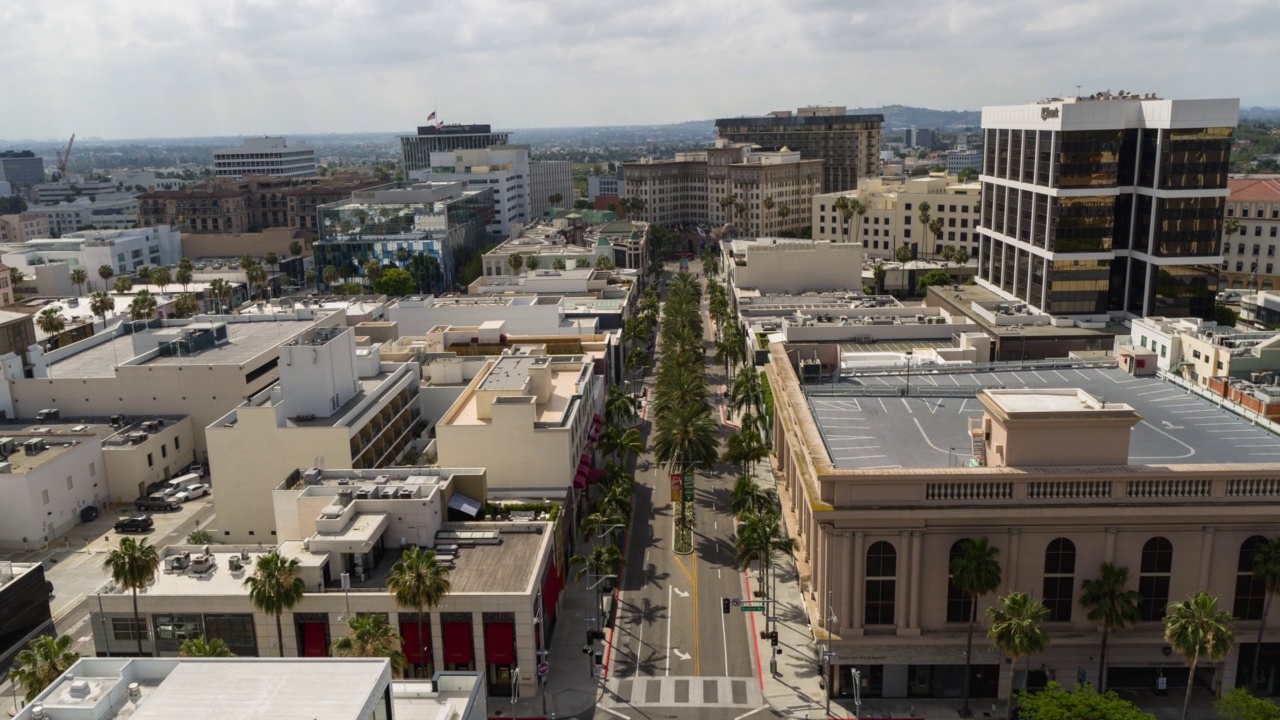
1241, 107, 1280, 123
849, 105, 981, 130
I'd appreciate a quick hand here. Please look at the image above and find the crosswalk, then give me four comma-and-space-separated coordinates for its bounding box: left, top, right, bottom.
600, 676, 761, 709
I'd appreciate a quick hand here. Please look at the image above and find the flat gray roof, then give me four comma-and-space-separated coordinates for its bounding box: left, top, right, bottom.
807, 365, 1280, 470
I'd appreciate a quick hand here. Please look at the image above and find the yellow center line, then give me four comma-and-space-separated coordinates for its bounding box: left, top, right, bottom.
672, 552, 701, 675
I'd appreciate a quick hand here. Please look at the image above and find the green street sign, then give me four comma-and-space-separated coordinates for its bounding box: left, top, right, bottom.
740, 604, 765, 612
682, 480, 694, 502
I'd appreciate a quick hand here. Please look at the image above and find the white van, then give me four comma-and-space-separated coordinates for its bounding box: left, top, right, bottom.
165, 473, 201, 496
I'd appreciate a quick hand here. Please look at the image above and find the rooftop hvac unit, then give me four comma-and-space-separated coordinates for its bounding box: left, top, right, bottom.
189, 554, 214, 574
355, 487, 373, 500
23, 438, 46, 455
373, 475, 390, 485
301, 468, 322, 485
336, 488, 353, 505
0, 462, 11, 474
0, 438, 15, 456
35, 408, 59, 421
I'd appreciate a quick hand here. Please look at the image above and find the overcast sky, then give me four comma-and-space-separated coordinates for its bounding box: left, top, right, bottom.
2, 0, 1276, 140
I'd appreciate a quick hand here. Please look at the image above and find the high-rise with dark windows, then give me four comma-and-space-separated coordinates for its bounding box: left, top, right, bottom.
715, 106, 882, 193
976, 94, 1238, 319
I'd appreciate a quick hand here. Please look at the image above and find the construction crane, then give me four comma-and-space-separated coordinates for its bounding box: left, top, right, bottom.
55, 134, 75, 180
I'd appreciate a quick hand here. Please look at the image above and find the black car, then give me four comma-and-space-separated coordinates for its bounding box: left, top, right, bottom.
114, 515, 154, 533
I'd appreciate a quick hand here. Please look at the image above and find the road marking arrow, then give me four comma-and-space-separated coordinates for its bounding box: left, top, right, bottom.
674, 649, 691, 660
674, 587, 689, 598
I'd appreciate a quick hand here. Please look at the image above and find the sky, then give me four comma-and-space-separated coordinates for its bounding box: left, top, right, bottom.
2, 0, 1277, 140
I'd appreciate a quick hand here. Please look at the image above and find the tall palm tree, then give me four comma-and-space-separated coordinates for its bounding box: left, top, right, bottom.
36, 307, 66, 339
331, 614, 406, 676
951, 537, 1002, 717
246, 264, 267, 300
1250, 537, 1280, 688
730, 474, 765, 517
175, 266, 193, 292
265, 252, 279, 270
7, 634, 80, 702
179, 637, 234, 657
207, 278, 230, 312
90, 290, 115, 328
606, 385, 640, 426
365, 259, 383, 285
651, 402, 719, 478
103, 537, 160, 656
1165, 591, 1235, 720
244, 550, 307, 657
387, 546, 451, 677
128, 289, 157, 321
113, 276, 133, 295
98, 264, 115, 292
136, 265, 152, 283
323, 265, 340, 288
150, 266, 171, 294
173, 293, 200, 318
70, 267, 88, 295
729, 365, 766, 421
1079, 562, 1142, 692
290, 240, 304, 258
508, 253, 524, 275
987, 591, 1051, 720
571, 544, 625, 583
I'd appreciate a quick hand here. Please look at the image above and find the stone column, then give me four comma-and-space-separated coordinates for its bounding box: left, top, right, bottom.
895, 531, 911, 633
1104, 527, 1118, 565
815, 525, 828, 608
852, 532, 866, 632
1199, 526, 1216, 590
1005, 528, 1021, 596
908, 531, 924, 631
841, 532, 855, 634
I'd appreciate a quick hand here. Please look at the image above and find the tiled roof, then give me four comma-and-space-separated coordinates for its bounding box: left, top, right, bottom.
1229, 178, 1280, 202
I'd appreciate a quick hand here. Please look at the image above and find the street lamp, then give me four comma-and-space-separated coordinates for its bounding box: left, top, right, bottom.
903, 349, 914, 397
825, 590, 838, 719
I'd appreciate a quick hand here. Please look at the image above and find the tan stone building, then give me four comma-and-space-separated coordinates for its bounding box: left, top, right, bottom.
623, 140, 822, 237
813, 174, 982, 261
138, 187, 250, 234
0, 213, 51, 244
1221, 177, 1280, 292
765, 344, 1280, 702
715, 106, 883, 193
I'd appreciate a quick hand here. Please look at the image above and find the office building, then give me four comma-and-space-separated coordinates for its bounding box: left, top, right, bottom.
205, 326, 423, 541
906, 126, 935, 149
764, 342, 1280, 702
30, 181, 122, 205
715, 106, 883, 192
529, 160, 573, 219
401, 124, 510, 175
23, 196, 139, 236
587, 174, 625, 202
213, 137, 317, 179
412, 148, 529, 238
314, 182, 495, 292
0, 151, 45, 189
946, 149, 983, 174
0, 213, 50, 244
976, 94, 1238, 319
138, 187, 250, 234
2, 225, 182, 279
813, 174, 981, 259
724, 237, 863, 295
1221, 177, 1280, 292
624, 140, 822, 236
0, 562, 53, 672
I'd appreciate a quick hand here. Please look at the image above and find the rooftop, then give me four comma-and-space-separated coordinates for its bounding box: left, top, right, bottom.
807, 364, 1280, 470
448, 355, 589, 426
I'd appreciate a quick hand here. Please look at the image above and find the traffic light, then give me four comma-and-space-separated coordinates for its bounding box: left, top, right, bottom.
770, 631, 779, 646
723, 597, 731, 614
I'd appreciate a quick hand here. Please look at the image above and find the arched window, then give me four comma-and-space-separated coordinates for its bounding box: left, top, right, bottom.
1042, 538, 1076, 622
865, 541, 897, 626
1234, 535, 1269, 620
1138, 537, 1173, 622
946, 539, 973, 623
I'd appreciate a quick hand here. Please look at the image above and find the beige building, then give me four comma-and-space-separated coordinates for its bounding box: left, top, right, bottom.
765, 344, 1280, 702
813, 174, 982, 260
725, 238, 863, 295
0, 264, 12, 306
90, 466, 564, 702
1131, 315, 1280, 387
205, 326, 423, 542
624, 140, 822, 237
100, 415, 197, 503
436, 351, 600, 492
0, 213, 50, 244
715, 106, 883, 193
1222, 177, 1280, 292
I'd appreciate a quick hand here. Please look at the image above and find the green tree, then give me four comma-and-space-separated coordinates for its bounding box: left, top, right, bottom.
128, 289, 157, 320
873, 262, 887, 295
185, 529, 213, 544
9, 267, 24, 286
553, 257, 566, 270
246, 263, 267, 300
323, 265, 340, 288
331, 614, 406, 676
36, 307, 66, 338
1225, 217, 1241, 253
952, 537, 1003, 717
526, 255, 541, 272
387, 546, 452, 677
179, 637, 234, 657
596, 255, 615, 270
373, 267, 416, 296
895, 244, 914, 264
70, 267, 88, 295
244, 550, 307, 657
1216, 687, 1280, 720
150, 265, 171, 294
916, 268, 954, 295
289, 240, 303, 257
265, 252, 279, 269
136, 265, 152, 283
508, 253, 524, 275
7, 635, 80, 702
175, 266, 193, 292
364, 259, 383, 285
103, 537, 160, 656
1249, 538, 1280, 689
1079, 562, 1142, 692
305, 268, 318, 288
208, 278, 231, 311
90, 290, 115, 327
1015, 681, 1154, 720
548, 193, 563, 207
113, 275, 133, 295
1165, 591, 1236, 720
1217, 305, 1241, 327
988, 591, 1051, 720
98, 264, 115, 292
173, 293, 200, 318
575, 257, 591, 269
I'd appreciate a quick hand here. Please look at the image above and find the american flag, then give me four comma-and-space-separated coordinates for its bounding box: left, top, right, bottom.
427, 111, 436, 121
435, 121, 444, 130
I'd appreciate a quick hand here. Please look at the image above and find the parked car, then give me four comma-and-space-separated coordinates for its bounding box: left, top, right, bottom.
187, 464, 205, 478
173, 483, 210, 502
135, 494, 179, 512
114, 515, 153, 533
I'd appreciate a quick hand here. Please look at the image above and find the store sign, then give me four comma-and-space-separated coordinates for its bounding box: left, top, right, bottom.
1041, 107, 1060, 120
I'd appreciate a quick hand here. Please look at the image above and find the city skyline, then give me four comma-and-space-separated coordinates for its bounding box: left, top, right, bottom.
2, 0, 1277, 140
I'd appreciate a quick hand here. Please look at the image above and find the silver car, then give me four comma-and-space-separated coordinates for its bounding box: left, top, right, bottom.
173, 483, 210, 503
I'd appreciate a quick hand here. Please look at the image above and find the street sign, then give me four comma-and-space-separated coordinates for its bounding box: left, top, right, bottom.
740, 604, 765, 611
682, 481, 695, 502
537, 662, 550, 677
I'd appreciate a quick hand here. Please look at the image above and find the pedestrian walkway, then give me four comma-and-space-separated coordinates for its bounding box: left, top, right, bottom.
600, 676, 761, 710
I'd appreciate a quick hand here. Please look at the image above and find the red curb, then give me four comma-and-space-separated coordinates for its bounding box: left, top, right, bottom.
743, 568, 765, 691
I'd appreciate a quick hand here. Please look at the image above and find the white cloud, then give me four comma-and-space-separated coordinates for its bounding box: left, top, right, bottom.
0, 0, 1274, 139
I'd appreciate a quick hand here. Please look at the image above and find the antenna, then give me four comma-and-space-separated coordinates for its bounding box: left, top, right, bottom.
1074, 85, 1082, 98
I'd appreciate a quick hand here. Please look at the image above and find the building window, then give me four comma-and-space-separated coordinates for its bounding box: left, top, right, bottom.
90, 462, 96, 477
174, 436, 180, 450
161, 444, 167, 459
147, 453, 154, 468
946, 539, 973, 623
1042, 538, 1076, 622
66, 476, 73, 490
1234, 535, 1269, 620
111, 617, 149, 642
905, 203, 912, 211
1139, 537, 1174, 622
1258, 226, 1265, 237
42, 489, 50, 505
865, 541, 897, 626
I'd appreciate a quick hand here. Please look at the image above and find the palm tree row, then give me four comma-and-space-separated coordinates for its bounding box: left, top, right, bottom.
650, 271, 719, 553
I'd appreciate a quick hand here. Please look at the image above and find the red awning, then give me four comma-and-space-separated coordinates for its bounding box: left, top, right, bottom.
542, 560, 562, 623
592, 413, 604, 425
484, 622, 516, 664
588, 468, 608, 484
442, 622, 473, 665
302, 622, 328, 657
579, 453, 592, 467
573, 471, 587, 489
400, 621, 429, 664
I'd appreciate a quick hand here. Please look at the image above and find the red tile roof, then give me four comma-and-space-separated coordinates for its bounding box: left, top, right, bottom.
1229, 178, 1280, 202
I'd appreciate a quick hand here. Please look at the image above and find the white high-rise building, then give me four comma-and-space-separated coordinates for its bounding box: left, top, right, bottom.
529, 160, 573, 218
213, 137, 317, 179
412, 147, 530, 239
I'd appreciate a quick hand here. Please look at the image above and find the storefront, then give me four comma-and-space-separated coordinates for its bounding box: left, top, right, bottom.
399, 612, 434, 679
294, 613, 330, 657
835, 663, 999, 700
441, 613, 475, 671
484, 613, 518, 697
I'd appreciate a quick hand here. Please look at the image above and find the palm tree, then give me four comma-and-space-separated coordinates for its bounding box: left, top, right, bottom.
331, 614, 406, 676
265, 252, 279, 270
9, 267, 23, 286
135, 265, 152, 283
833, 196, 853, 240
150, 266, 171, 294
1165, 591, 1235, 720
652, 402, 719, 478
305, 268, 318, 288
179, 637, 234, 657
7, 634, 80, 701
70, 267, 88, 295
873, 262, 887, 295
113, 276, 133, 295
207, 278, 231, 312
173, 293, 200, 318
128, 289, 157, 320
175, 266, 193, 292
575, 258, 591, 269
98, 264, 115, 292
244, 550, 307, 657
1249, 537, 1280, 689
289, 240, 304, 258
246, 263, 267, 300
729, 365, 766, 421
387, 546, 451, 677
90, 290, 115, 328
526, 255, 541, 272
606, 385, 640, 426
987, 591, 1051, 720
1079, 562, 1142, 692
730, 474, 765, 517
952, 537, 1002, 717
323, 265, 340, 288
103, 537, 160, 656
36, 307, 66, 339
365, 259, 382, 285
508, 253, 524, 275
